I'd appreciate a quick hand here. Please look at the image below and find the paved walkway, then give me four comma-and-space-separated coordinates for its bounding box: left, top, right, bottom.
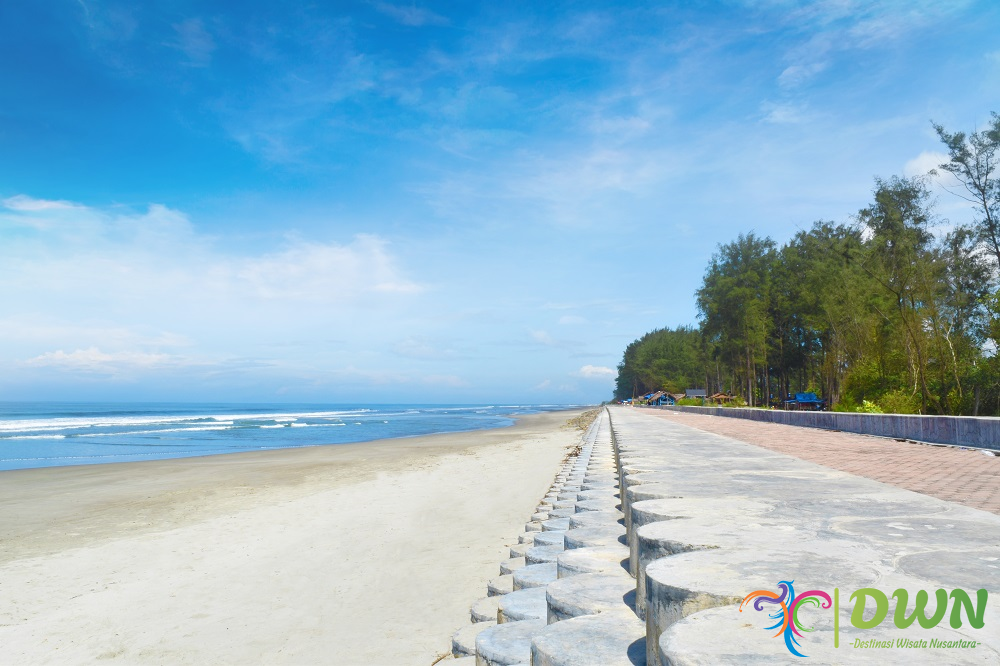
643, 408, 1000, 515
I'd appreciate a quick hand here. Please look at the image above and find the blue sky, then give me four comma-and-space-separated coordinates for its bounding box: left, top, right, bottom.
1, 0, 998, 403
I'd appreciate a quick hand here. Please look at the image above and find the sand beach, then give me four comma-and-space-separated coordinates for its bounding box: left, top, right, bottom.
0, 409, 588, 665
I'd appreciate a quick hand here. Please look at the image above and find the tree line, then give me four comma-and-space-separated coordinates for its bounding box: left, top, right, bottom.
614, 113, 1000, 415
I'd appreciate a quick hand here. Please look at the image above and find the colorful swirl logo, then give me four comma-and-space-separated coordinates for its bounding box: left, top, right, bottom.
740, 580, 833, 657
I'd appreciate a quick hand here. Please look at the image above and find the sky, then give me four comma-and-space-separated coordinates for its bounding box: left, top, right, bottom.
1, 0, 998, 404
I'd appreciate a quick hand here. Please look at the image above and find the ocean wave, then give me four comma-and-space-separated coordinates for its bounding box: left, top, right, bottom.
5, 421, 354, 440
67, 425, 237, 437
289, 422, 346, 427
0, 410, 367, 435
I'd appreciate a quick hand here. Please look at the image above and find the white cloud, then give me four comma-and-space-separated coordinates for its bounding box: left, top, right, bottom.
576, 364, 615, 379
24, 347, 194, 374
903, 150, 950, 179
170, 18, 215, 66
2, 195, 79, 211
903, 150, 970, 202
524, 330, 583, 351
422, 374, 468, 387
237, 235, 422, 301
778, 62, 827, 88
0, 315, 190, 349
0, 197, 432, 392
300, 365, 468, 389
0, 199, 421, 305
587, 114, 652, 137
372, 2, 448, 27
418, 128, 676, 230
530, 330, 555, 345
393, 337, 458, 360
760, 102, 809, 125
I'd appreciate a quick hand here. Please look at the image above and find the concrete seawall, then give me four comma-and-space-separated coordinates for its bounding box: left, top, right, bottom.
442, 406, 1000, 664
648, 405, 1000, 451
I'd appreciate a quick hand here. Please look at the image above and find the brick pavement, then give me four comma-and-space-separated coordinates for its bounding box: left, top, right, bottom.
643, 408, 1000, 516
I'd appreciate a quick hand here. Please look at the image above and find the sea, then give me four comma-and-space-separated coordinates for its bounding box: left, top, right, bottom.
0, 402, 582, 472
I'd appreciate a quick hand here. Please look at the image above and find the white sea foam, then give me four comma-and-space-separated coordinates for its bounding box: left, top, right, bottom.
69, 425, 235, 438
0, 410, 366, 435
0, 421, 358, 441
286, 423, 347, 428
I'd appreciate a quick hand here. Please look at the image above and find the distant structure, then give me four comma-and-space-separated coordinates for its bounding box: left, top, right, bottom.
644, 391, 674, 406
708, 392, 736, 405
781, 392, 827, 411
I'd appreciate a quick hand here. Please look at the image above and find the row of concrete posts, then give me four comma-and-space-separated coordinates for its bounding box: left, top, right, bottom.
441, 406, 999, 665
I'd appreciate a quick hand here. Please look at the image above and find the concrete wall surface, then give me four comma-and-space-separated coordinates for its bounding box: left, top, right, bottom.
649, 405, 1000, 451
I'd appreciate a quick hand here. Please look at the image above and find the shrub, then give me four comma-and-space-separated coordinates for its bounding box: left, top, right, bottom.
832, 397, 859, 412
877, 389, 921, 414
858, 400, 884, 414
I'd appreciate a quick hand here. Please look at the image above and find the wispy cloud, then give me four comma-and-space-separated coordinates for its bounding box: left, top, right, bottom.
760, 101, 810, 125
527, 330, 586, 350
3, 195, 80, 211
237, 235, 422, 301
372, 2, 448, 27
422, 374, 468, 387
758, 0, 972, 94
170, 18, 215, 66
777, 62, 827, 88
211, 17, 379, 164
0, 315, 190, 349
420, 143, 668, 228
392, 336, 461, 360
24, 348, 202, 375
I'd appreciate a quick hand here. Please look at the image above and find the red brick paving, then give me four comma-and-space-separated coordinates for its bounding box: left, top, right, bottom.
644, 409, 1000, 516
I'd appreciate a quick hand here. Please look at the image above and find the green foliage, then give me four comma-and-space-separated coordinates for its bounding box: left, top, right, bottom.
877, 389, 921, 415
613, 111, 1000, 416
832, 397, 859, 412
933, 113, 1000, 270
697, 232, 776, 407
833, 398, 883, 414
613, 326, 705, 400
676, 397, 704, 406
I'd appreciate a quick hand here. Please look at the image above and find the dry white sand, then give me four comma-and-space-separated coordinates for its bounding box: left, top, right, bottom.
0, 409, 588, 665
